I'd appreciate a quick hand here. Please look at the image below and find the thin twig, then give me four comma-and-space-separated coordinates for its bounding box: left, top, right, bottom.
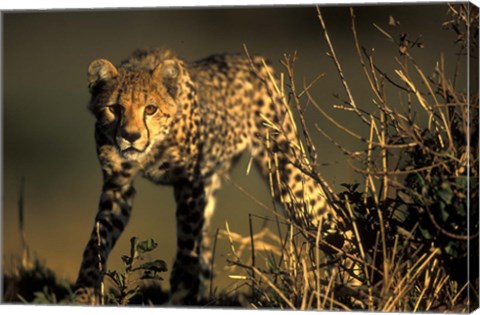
317, 6, 369, 125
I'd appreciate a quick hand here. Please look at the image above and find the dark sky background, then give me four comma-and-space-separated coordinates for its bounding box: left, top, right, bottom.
2, 3, 466, 291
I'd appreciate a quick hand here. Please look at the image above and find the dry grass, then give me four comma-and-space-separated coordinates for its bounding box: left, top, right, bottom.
216, 4, 478, 312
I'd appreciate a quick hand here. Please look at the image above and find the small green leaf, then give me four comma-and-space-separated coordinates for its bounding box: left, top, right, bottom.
445, 242, 460, 257
106, 270, 118, 282
455, 176, 468, 187
121, 255, 131, 266
114, 271, 125, 288
140, 270, 164, 281
438, 182, 453, 205
140, 271, 156, 280
398, 190, 413, 204
136, 238, 158, 254
440, 205, 450, 221
415, 173, 426, 186
124, 290, 138, 302
137, 259, 168, 273
419, 226, 432, 239
106, 293, 118, 305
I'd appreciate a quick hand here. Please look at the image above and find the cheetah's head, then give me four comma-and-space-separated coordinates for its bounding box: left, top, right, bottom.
87, 58, 181, 161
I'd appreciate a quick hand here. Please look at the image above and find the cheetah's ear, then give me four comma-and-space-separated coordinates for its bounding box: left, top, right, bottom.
152, 59, 180, 97
87, 59, 118, 92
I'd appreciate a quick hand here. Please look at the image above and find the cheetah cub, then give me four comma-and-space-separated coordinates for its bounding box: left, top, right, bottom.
75, 49, 335, 305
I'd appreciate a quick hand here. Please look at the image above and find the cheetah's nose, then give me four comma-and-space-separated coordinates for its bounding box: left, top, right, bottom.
121, 129, 141, 143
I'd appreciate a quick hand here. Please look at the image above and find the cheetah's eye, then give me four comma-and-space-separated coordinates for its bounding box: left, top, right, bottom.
145, 104, 158, 116
108, 104, 124, 115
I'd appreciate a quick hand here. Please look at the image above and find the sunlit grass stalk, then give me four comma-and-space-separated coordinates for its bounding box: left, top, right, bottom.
18, 177, 29, 269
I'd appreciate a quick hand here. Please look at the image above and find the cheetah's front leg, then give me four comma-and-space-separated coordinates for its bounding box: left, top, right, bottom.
169, 178, 209, 305
75, 150, 139, 304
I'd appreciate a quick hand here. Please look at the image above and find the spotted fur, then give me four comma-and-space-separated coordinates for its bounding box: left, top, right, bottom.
75, 49, 337, 305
